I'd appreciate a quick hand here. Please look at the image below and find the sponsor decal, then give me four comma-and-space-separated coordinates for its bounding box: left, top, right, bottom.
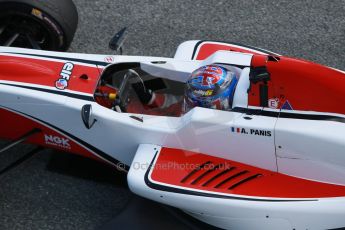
231, 127, 272, 137
193, 89, 213, 96
55, 62, 74, 90
31, 8, 64, 46
281, 100, 293, 110
104, 56, 115, 63
55, 79, 68, 90
44, 134, 71, 149
31, 8, 43, 19
268, 98, 279, 109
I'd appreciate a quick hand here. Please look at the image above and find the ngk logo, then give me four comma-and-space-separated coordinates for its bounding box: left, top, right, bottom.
44, 134, 71, 149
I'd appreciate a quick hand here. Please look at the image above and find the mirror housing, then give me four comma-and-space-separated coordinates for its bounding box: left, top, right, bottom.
109, 27, 127, 54
81, 104, 97, 129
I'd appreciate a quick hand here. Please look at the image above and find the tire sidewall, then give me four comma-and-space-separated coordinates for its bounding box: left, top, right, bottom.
0, 0, 78, 50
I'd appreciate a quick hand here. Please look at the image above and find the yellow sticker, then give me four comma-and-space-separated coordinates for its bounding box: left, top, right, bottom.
31, 8, 43, 19
205, 90, 213, 96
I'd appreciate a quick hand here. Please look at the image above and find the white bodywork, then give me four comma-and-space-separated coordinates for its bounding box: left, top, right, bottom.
1, 41, 345, 229
128, 144, 345, 230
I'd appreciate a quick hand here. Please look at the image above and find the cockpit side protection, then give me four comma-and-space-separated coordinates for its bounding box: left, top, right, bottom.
249, 66, 271, 107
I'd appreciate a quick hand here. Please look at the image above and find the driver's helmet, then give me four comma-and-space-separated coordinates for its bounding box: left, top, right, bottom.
184, 65, 237, 112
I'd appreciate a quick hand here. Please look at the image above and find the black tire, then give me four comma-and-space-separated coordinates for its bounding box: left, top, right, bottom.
0, 0, 78, 51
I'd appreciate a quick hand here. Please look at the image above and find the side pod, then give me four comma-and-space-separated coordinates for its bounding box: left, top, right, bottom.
128, 144, 345, 230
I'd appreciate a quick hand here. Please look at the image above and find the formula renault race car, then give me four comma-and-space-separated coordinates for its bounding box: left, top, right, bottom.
1, 2, 345, 225
1, 39, 345, 230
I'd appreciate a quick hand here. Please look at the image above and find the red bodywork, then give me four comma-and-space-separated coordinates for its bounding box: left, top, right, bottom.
1, 43, 345, 169
250, 55, 345, 114
195, 42, 269, 59
0, 55, 101, 94
151, 147, 345, 198
195, 41, 345, 115
0, 107, 99, 160
0, 54, 103, 160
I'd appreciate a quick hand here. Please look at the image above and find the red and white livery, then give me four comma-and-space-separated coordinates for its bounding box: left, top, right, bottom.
1, 40, 345, 230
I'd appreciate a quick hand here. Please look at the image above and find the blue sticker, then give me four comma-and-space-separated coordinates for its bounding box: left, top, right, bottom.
281, 100, 293, 110
55, 78, 68, 90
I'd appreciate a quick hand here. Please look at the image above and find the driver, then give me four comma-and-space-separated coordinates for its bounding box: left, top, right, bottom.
184, 64, 238, 113
130, 64, 238, 116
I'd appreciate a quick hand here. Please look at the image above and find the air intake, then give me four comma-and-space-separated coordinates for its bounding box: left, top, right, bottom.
180, 161, 262, 191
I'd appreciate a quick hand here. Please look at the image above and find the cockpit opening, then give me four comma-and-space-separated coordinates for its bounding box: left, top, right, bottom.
94, 62, 244, 117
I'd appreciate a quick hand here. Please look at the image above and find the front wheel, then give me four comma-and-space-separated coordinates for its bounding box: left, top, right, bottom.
0, 0, 78, 51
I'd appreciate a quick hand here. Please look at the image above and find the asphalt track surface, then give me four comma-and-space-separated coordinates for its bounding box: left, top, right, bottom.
0, 0, 344, 229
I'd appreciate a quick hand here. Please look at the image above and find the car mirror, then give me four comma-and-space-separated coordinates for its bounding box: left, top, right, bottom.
81, 104, 97, 129
109, 27, 127, 54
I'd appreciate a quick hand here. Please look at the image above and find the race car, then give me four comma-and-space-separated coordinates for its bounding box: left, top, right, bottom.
1, 1, 345, 229
1, 38, 345, 230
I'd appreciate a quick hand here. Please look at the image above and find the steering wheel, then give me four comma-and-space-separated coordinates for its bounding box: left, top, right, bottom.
113, 69, 146, 112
